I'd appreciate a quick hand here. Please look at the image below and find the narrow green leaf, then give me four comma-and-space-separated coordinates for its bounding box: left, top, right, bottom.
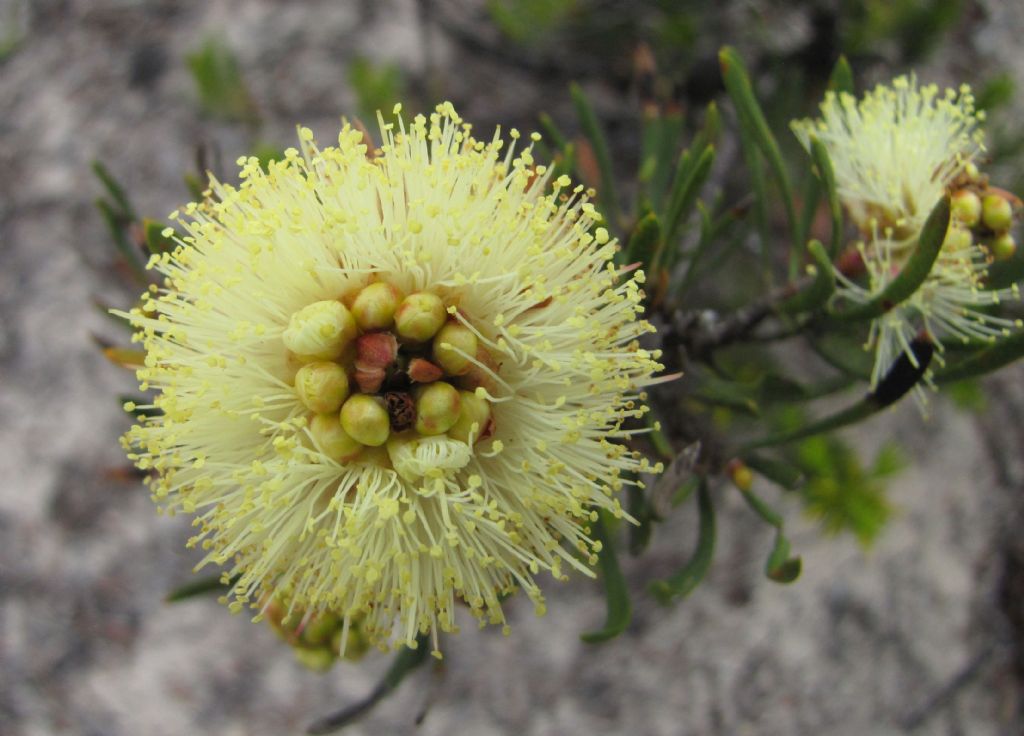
538, 112, 569, 151
306, 635, 430, 734
650, 479, 715, 604
96, 198, 147, 282
92, 160, 135, 218
581, 511, 631, 643
627, 484, 654, 555
624, 211, 662, 268
737, 487, 802, 583
779, 240, 835, 315
165, 573, 239, 603
661, 145, 715, 265
830, 196, 951, 321
186, 39, 258, 124
743, 454, 805, 490
570, 82, 620, 227
766, 532, 802, 582
809, 137, 843, 257
827, 55, 854, 94
796, 166, 822, 249
935, 331, 1024, 384
719, 46, 798, 270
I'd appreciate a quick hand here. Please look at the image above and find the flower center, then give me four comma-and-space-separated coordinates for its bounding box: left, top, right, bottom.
283, 282, 495, 475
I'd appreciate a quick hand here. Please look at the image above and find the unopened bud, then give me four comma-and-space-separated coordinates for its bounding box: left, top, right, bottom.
294, 361, 350, 414
283, 300, 357, 360
992, 232, 1017, 260
301, 612, 340, 646
943, 225, 972, 252
728, 459, 753, 492
414, 381, 462, 436
310, 413, 363, 462
351, 282, 403, 330
448, 390, 493, 444
951, 189, 982, 228
356, 331, 398, 368
982, 193, 1014, 232
432, 323, 478, 376
340, 394, 391, 446
408, 357, 443, 383
293, 646, 335, 672
394, 292, 446, 341
354, 364, 386, 393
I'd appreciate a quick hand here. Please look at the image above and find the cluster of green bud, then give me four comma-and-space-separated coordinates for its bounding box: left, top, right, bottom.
284, 282, 496, 470
949, 169, 1021, 261
264, 599, 370, 671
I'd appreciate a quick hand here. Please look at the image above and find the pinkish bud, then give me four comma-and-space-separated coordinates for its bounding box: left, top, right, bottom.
354, 363, 386, 393
408, 358, 443, 383
356, 332, 398, 368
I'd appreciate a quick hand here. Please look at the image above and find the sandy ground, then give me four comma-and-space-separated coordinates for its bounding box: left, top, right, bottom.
2, 1, 1024, 734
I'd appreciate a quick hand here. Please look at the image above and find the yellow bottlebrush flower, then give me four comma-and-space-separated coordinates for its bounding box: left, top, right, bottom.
793, 76, 1021, 402
792, 75, 985, 237
121, 102, 664, 656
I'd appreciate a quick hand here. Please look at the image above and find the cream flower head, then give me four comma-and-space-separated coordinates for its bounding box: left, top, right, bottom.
121, 102, 663, 655
792, 75, 985, 241
794, 76, 1020, 405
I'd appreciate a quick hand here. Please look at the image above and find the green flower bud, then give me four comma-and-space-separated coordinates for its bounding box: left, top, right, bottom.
301, 612, 340, 646
943, 225, 972, 252
432, 323, 478, 376
414, 381, 462, 436
448, 389, 492, 444
294, 361, 350, 414
293, 646, 335, 672
992, 232, 1017, 260
340, 394, 391, 446
951, 189, 981, 228
351, 282, 404, 330
283, 300, 357, 360
310, 413, 363, 462
394, 292, 446, 341
982, 193, 1014, 232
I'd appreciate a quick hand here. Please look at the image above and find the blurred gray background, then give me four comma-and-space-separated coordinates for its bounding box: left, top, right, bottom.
3, 1, 1024, 734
